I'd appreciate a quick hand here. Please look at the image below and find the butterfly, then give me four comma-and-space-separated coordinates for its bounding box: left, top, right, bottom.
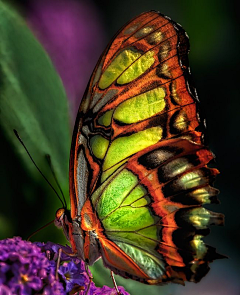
55, 10, 224, 286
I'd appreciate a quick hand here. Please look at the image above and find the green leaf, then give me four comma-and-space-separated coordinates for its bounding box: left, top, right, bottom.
0, 2, 70, 185
0, 2, 71, 239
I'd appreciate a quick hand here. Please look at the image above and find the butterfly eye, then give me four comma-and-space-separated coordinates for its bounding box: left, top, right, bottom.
55, 208, 65, 220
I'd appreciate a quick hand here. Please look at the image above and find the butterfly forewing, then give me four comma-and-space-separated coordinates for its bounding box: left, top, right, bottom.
68, 11, 224, 284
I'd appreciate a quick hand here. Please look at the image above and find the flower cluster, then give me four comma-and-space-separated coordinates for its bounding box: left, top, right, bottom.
0, 237, 65, 294
0, 237, 130, 295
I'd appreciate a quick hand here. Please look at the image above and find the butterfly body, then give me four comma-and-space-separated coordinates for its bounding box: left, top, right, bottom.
56, 10, 224, 285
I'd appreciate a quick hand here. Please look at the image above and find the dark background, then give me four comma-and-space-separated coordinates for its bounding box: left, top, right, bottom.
1, 0, 240, 294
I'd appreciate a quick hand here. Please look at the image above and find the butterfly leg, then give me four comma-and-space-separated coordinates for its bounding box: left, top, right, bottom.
55, 247, 78, 279
55, 248, 62, 280
111, 271, 123, 295
84, 264, 93, 295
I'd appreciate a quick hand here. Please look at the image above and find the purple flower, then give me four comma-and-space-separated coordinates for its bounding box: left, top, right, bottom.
58, 261, 85, 292
93, 285, 130, 295
0, 285, 12, 295
0, 237, 130, 294
42, 280, 66, 295
0, 237, 66, 295
0, 263, 10, 284
35, 241, 73, 261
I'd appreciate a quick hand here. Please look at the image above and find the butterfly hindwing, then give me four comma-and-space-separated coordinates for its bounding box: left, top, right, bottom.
89, 138, 223, 283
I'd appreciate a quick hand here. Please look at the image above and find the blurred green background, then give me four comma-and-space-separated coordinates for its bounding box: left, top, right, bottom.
0, 0, 239, 294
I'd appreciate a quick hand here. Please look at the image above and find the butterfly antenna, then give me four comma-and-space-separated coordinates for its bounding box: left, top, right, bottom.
27, 219, 55, 241
13, 129, 65, 208
45, 154, 67, 208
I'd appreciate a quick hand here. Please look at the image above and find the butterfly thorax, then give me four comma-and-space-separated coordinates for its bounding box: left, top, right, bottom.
78, 199, 103, 264
80, 200, 98, 230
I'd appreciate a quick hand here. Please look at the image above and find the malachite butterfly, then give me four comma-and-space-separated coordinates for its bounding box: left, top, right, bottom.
55, 11, 224, 285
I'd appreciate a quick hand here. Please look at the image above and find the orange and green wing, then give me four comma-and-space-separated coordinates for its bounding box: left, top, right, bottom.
91, 138, 223, 283
69, 11, 224, 284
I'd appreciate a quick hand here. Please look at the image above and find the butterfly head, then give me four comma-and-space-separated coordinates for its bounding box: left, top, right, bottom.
54, 208, 65, 228
54, 208, 71, 228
